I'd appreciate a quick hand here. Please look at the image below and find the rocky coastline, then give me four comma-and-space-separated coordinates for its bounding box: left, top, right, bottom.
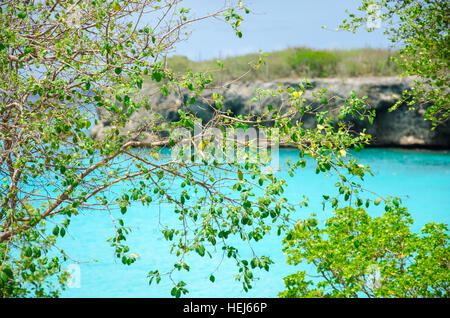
89, 76, 450, 149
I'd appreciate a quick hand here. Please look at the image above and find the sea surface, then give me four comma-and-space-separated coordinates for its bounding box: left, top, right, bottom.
58, 148, 450, 298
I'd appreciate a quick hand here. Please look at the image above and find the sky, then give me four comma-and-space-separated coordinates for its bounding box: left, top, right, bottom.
166, 0, 393, 61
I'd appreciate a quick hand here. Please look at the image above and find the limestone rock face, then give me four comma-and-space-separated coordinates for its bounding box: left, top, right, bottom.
90, 77, 450, 148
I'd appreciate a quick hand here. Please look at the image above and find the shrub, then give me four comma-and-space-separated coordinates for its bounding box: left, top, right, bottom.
280, 204, 450, 298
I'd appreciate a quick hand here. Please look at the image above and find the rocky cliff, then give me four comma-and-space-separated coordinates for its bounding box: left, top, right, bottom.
89, 76, 450, 148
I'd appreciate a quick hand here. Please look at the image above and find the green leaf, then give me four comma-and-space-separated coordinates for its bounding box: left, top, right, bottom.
18, 10, 27, 19
2, 268, 13, 279
374, 197, 382, 206
25, 247, 32, 257
195, 245, 205, 257
126, 106, 134, 116
0, 271, 8, 283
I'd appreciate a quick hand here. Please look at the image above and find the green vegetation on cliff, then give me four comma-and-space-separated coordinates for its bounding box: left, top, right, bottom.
166, 47, 401, 83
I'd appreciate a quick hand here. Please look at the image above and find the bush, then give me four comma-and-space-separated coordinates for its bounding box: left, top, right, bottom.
163, 48, 400, 84
287, 49, 339, 77
280, 204, 450, 298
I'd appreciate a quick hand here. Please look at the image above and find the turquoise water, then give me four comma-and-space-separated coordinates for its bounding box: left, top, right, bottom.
59, 148, 450, 298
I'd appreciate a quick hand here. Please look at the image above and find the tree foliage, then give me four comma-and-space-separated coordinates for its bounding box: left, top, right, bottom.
341, 0, 449, 127
2, 0, 447, 299
0, 0, 377, 297
279, 0, 450, 299
279, 204, 449, 298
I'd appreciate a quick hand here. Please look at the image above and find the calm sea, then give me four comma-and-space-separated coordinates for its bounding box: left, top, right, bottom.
58, 148, 450, 297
